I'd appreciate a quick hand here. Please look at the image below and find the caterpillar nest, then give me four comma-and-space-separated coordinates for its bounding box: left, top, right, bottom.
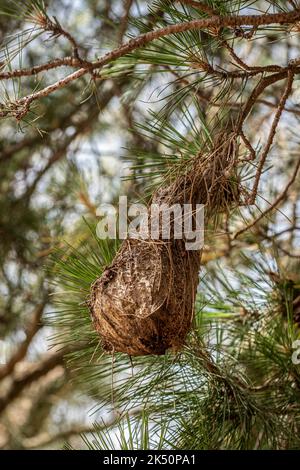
89, 132, 240, 356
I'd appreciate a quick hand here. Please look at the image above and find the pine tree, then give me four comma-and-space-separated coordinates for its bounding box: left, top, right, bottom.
0, 0, 300, 450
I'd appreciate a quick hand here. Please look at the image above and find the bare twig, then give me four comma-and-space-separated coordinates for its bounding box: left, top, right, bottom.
234, 154, 300, 239
0, 57, 80, 80
247, 70, 294, 204
237, 71, 291, 127
239, 129, 256, 161
221, 39, 283, 74
1, 10, 300, 118
38, 13, 83, 60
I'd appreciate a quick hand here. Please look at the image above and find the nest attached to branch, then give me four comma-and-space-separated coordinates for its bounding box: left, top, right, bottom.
89, 131, 240, 356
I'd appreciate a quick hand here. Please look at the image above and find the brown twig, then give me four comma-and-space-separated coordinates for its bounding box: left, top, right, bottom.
234, 154, 300, 239
239, 129, 256, 161
0, 57, 80, 80
246, 70, 294, 204
221, 39, 283, 74
1, 10, 300, 118
260, 228, 300, 258
42, 15, 83, 61
237, 71, 291, 128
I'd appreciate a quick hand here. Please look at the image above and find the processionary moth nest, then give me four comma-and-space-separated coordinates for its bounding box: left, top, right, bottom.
89, 131, 240, 355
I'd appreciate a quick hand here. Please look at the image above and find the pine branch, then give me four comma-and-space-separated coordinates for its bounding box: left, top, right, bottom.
1, 9, 300, 118
0, 57, 80, 80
